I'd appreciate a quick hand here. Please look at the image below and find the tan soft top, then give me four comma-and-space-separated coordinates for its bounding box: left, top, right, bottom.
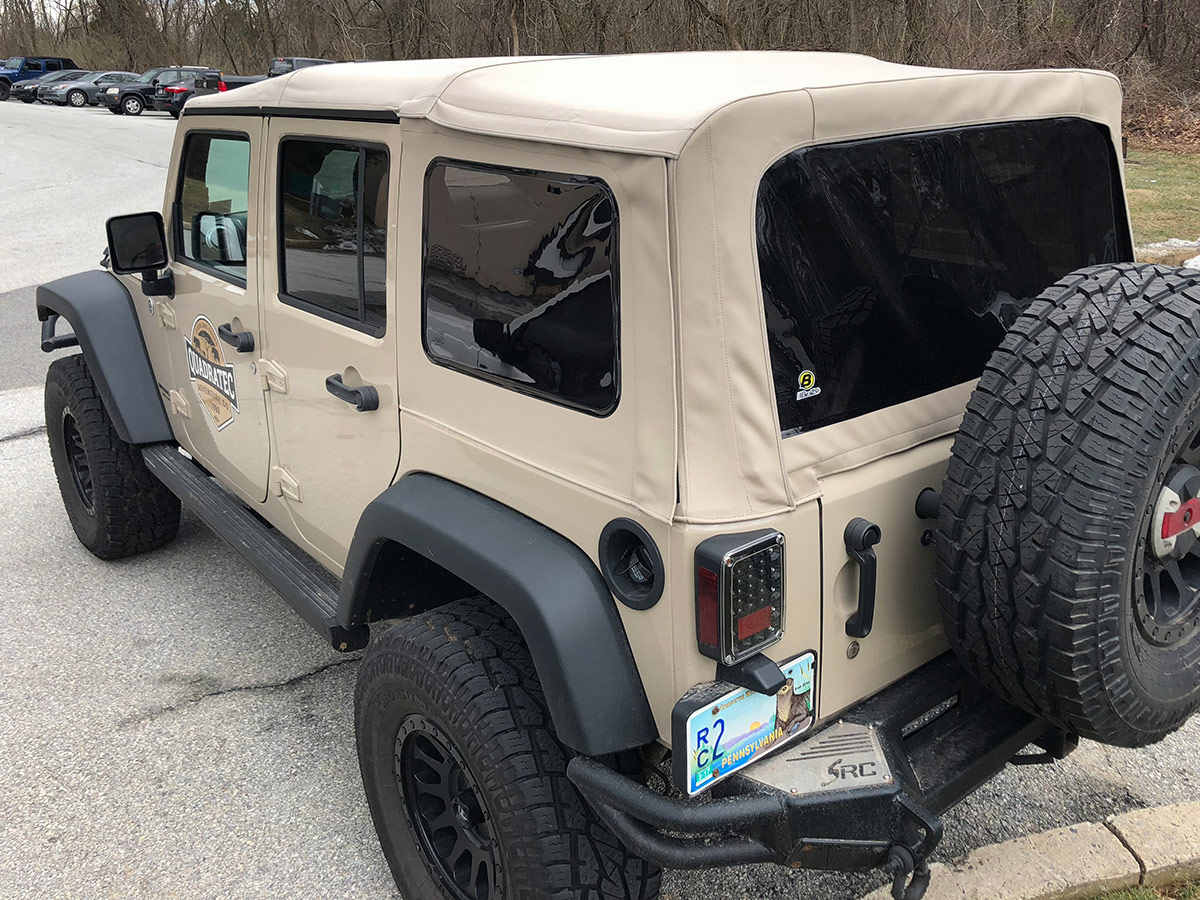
186, 52, 1121, 158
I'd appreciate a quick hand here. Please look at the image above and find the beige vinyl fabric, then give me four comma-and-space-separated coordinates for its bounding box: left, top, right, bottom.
670, 67, 1124, 522
190, 52, 954, 157
190, 53, 1125, 523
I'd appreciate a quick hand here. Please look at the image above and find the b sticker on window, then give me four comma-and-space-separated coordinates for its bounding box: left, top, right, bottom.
796, 370, 821, 401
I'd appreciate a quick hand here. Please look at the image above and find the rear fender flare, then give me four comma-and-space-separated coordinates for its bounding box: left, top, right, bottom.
36, 270, 172, 444
339, 473, 659, 756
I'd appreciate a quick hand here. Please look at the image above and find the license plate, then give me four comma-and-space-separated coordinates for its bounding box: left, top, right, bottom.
684, 652, 815, 795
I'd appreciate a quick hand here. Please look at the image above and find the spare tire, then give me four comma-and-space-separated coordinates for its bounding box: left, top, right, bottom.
937, 263, 1200, 747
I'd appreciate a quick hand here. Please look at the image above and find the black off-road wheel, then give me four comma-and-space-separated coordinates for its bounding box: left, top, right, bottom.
45, 355, 180, 560
356, 597, 661, 900
938, 263, 1200, 747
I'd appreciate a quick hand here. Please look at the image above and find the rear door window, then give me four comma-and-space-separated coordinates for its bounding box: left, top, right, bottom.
756, 117, 1129, 435
278, 138, 390, 335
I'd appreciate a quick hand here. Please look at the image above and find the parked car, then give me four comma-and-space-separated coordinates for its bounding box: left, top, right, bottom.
8, 67, 87, 103
41, 70, 139, 107
34, 54, 1200, 900
100, 65, 210, 116
151, 68, 262, 118
0, 55, 78, 100
12, 69, 89, 102
267, 56, 335, 76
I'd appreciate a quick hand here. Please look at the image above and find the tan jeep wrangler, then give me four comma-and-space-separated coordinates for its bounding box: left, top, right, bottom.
35, 52, 1200, 900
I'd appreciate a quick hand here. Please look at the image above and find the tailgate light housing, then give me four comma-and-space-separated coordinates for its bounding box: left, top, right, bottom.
695, 529, 785, 665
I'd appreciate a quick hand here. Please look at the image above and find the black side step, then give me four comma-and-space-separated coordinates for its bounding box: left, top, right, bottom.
142, 444, 369, 651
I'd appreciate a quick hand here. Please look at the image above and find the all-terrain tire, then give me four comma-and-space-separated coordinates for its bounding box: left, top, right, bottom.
937, 263, 1200, 747
356, 596, 661, 899
45, 354, 180, 560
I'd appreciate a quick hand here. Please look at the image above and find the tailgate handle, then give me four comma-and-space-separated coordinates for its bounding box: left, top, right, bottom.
844, 518, 882, 639
325, 373, 379, 412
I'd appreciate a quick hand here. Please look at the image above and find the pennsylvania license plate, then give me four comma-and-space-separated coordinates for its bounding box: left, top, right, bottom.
684, 652, 815, 795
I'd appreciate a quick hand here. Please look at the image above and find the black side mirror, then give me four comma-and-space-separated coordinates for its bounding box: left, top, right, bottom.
105, 210, 173, 297
191, 211, 246, 265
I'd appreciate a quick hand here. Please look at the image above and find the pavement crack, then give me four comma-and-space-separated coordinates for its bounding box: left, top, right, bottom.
117, 656, 362, 729
0, 425, 46, 444
1104, 819, 1147, 883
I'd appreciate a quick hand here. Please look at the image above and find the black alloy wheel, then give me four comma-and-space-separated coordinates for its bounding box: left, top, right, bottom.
397, 714, 498, 900
1136, 451, 1200, 647
60, 409, 95, 514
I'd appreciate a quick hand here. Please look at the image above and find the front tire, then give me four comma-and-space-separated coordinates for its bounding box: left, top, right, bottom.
356, 597, 661, 900
938, 263, 1200, 747
45, 355, 180, 560
121, 95, 143, 115
67, 89, 86, 107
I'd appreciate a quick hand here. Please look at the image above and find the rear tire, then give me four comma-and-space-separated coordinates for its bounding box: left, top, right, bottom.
938, 263, 1200, 747
45, 355, 180, 560
356, 596, 661, 900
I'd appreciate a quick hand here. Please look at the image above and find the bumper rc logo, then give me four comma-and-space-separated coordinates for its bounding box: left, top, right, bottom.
185, 316, 239, 430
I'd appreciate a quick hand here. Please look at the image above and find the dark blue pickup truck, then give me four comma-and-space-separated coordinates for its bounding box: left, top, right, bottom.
0, 56, 79, 101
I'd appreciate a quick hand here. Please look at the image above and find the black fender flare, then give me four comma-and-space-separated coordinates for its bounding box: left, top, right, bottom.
339, 473, 659, 756
36, 270, 173, 445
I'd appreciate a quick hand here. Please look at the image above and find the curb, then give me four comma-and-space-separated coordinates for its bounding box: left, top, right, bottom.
862, 800, 1200, 900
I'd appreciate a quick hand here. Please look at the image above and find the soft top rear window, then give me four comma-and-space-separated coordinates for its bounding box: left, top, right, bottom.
757, 117, 1130, 436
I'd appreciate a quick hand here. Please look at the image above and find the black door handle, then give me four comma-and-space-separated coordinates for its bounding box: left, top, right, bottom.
217, 322, 254, 353
844, 518, 883, 639
325, 373, 379, 412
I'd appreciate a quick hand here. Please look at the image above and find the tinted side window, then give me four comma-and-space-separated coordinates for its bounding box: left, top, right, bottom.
422, 160, 619, 415
279, 139, 389, 335
175, 132, 251, 283
756, 117, 1129, 435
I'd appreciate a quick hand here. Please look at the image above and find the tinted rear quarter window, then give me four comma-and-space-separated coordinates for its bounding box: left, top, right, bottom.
422, 159, 619, 415
756, 117, 1129, 435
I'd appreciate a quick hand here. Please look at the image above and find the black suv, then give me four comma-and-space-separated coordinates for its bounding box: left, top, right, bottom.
100, 65, 210, 116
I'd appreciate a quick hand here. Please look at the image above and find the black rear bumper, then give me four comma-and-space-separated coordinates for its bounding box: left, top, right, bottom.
568, 653, 1073, 889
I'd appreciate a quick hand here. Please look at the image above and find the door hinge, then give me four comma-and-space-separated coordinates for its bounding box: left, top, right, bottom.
271, 465, 301, 503
156, 299, 176, 330
168, 389, 190, 418
255, 359, 288, 393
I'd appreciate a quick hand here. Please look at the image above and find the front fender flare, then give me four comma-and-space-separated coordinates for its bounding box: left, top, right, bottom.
339, 473, 659, 756
36, 270, 172, 444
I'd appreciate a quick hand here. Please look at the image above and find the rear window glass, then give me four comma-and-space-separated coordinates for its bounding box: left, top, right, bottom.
757, 117, 1129, 435
422, 159, 619, 415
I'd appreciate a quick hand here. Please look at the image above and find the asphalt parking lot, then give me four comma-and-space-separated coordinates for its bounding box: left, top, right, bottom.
1, 97, 1198, 900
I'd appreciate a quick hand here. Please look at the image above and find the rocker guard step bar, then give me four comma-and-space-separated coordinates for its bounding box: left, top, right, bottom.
568, 653, 1074, 894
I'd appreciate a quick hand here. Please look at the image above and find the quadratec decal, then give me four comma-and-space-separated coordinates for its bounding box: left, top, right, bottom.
185, 315, 239, 430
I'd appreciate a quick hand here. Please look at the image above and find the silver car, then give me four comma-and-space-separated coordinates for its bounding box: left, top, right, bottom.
40, 70, 139, 107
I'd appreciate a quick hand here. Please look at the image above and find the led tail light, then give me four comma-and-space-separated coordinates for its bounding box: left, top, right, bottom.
694, 529, 785, 665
